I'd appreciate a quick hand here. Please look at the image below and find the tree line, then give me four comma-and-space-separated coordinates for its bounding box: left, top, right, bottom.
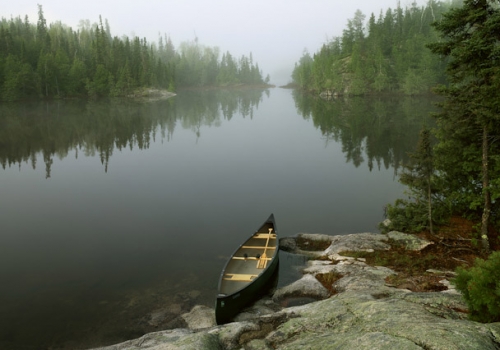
381, 0, 499, 322
292, 0, 464, 95
379, 0, 500, 248
0, 5, 268, 101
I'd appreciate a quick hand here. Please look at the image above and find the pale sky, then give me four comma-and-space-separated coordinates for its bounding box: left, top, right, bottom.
3, 0, 428, 85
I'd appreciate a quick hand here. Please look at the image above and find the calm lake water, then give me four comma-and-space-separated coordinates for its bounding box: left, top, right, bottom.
0, 88, 436, 349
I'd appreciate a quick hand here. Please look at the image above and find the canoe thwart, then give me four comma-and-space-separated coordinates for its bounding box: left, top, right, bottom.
223, 273, 258, 282
253, 233, 277, 239
232, 256, 271, 261
241, 246, 276, 249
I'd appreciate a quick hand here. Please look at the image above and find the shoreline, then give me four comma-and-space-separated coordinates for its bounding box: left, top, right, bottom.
90, 231, 500, 350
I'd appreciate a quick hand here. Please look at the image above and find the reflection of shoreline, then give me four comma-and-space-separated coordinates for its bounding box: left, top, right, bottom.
0, 89, 266, 177
128, 88, 177, 102
177, 83, 275, 91
291, 93, 438, 172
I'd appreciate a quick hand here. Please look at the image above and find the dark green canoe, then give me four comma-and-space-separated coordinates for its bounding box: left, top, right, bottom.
215, 214, 279, 324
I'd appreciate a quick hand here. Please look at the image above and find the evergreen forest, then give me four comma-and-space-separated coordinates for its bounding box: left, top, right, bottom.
292, 0, 464, 95
0, 5, 268, 101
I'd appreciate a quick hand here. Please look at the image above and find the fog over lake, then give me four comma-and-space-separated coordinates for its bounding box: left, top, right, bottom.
3, 0, 429, 85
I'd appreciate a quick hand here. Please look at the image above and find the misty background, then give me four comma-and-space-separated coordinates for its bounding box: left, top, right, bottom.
4, 0, 428, 85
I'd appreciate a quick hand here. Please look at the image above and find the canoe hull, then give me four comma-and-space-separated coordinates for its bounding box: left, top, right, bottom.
215, 256, 279, 324
215, 214, 279, 324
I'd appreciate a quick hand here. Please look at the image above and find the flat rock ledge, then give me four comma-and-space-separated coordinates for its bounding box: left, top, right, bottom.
92, 232, 500, 350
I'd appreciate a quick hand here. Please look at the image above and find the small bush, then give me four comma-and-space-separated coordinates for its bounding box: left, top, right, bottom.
380, 198, 450, 234
380, 199, 429, 234
452, 251, 500, 323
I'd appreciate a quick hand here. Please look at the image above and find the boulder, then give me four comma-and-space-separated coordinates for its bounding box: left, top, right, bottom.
387, 231, 433, 251
181, 305, 216, 330
267, 290, 500, 350
278, 236, 297, 252
91, 328, 220, 350
272, 274, 329, 304
234, 297, 281, 322
324, 232, 390, 255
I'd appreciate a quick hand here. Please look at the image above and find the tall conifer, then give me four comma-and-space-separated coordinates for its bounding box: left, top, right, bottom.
428, 0, 500, 250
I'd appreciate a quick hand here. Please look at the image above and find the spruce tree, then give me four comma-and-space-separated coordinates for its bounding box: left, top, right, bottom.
399, 126, 435, 234
428, 0, 500, 250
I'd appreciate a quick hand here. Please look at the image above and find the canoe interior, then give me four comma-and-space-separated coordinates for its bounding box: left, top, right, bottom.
218, 220, 277, 296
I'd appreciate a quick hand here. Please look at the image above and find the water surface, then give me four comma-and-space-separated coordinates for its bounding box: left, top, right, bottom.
0, 88, 436, 349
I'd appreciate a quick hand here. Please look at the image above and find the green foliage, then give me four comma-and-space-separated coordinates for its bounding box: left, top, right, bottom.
427, 0, 500, 245
2, 54, 39, 100
399, 126, 437, 233
292, 1, 452, 95
87, 64, 111, 98
383, 0, 500, 239
452, 251, 500, 323
381, 125, 452, 234
291, 50, 313, 89
0, 6, 266, 101
382, 199, 430, 234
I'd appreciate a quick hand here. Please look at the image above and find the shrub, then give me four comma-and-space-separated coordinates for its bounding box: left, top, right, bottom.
452, 251, 500, 323
380, 199, 429, 234
380, 198, 451, 234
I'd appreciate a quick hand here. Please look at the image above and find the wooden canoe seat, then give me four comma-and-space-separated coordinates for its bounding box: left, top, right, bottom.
254, 233, 277, 239
241, 246, 276, 249
223, 273, 258, 282
232, 256, 272, 261
232, 256, 258, 260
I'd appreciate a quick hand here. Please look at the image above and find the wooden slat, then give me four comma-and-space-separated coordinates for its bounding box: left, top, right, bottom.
223, 273, 258, 282
232, 256, 271, 260
241, 246, 276, 249
254, 233, 277, 239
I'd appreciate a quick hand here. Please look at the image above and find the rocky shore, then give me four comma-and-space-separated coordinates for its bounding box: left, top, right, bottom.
91, 232, 500, 350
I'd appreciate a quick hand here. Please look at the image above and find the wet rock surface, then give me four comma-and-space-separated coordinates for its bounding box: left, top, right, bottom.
92, 232, 500, 350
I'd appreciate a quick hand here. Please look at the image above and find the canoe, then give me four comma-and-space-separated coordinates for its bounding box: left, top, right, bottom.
215, 214, 279, 324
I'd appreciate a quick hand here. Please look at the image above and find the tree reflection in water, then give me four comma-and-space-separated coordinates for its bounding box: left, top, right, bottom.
0, 88, 267, 178
292, 91, 438, 173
